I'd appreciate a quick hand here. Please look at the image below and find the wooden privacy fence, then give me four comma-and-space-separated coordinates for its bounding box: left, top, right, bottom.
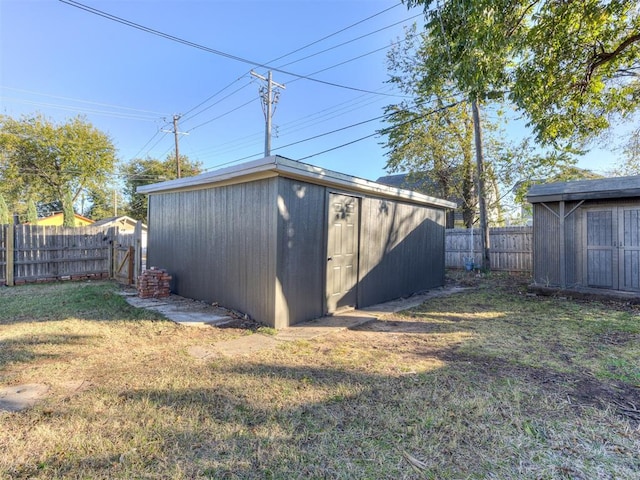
0, 223, 144, 286
445, 226, 533, 272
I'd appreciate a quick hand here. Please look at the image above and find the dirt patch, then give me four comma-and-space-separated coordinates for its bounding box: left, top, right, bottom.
437, 350, 640, 424
351, 318, 458, 334
350, 313, 640, 425
446, 270, 531, 294
0, 384, 49, 412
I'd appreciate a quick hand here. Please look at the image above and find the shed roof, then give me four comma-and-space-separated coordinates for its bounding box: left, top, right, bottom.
526, 175, 640, 203
138, 156, 457, 209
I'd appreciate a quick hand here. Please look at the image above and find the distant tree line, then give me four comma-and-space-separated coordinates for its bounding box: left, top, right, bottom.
0, 114, 201, 225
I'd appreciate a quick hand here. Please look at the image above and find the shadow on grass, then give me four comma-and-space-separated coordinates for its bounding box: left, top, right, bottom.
49, 357, 638, 479
0, 281, 166, 325
0, 333, 97, 370
9, 343, 640, 479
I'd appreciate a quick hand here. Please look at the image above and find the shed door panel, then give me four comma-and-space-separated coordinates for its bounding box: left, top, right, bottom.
584, 207, 640, 292
620, 208, 640, 291
586, 210, 616, 288
326, 194, 359, 313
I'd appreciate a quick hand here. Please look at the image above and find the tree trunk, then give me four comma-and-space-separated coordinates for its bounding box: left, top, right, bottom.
472, 99, 491, 270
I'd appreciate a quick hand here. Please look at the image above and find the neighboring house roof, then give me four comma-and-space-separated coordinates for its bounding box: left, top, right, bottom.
92, 215, 147, 232
138, 156, 457, 209
26, 212, 94, 227
527, 175, 640, 203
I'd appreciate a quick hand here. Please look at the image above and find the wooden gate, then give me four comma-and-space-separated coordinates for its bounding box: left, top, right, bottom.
113, 244, 135, 285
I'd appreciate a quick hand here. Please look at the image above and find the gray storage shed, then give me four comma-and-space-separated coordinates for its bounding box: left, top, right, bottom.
139, 156, 456, 329
527, 175, 640, 292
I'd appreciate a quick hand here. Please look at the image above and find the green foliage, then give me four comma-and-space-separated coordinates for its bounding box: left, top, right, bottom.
611, 126, 640, 175
26, 199, 38, 224
83, 187, 118, 221
0, 194, 9, 225
381, 24, 575, 224
404, 0, 640, 146
62, 191, 75, 227
121, 154, 202, 220
0, 113, 117, 218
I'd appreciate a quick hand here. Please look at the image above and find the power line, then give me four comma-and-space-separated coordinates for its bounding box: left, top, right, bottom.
180, 78, 250, 122
288, 42, 401, 87
265, 2, 403, 66
186, 97, 259, 132
178, 4, 406, 124
181, 81, 253, 126
141, 131, 170, 158
59, 0, 408, 98
0, 97, 161, 122
181, 36, 410, 137
200, 100, 462, 170
0, 86, 170, 116
130, 128, 164, 160
276, 13, 422, 70
298, 102, 462, 161
183, 85, 396, 159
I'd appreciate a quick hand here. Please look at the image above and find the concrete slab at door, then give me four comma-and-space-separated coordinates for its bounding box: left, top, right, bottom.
326, 193, 359, 313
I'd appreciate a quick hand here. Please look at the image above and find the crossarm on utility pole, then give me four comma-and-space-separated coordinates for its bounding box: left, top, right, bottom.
250, 70, 285, 157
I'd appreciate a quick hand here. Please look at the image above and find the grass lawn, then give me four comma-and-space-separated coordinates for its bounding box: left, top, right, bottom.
1, 274, 639, 479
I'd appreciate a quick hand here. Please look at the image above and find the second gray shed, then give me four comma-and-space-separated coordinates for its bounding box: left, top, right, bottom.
139, 156, 456, 328
527, 175, 640, 292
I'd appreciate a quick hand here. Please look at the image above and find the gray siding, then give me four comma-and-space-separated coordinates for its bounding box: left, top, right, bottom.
532, 203, 561, 285
564, 201, 580, 286
147, 175, 450, 328
358, 197, 445, 307
147, 178, 278, 326
275, 178, 326, 328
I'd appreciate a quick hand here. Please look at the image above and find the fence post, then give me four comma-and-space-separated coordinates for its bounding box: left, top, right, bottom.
107, 226, 116, 279
134, 220, 142, 284
6, 225, 14, 286
127, 245, 134, 285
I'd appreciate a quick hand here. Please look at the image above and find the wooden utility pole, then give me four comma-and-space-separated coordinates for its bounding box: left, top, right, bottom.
173, 114, 181, 178
472, 99, 491, 271
251, 70, 285, 157
162, 115, 188, 178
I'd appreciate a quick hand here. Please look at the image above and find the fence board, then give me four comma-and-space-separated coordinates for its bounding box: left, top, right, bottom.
446, 226, 532, 272
8, 225, 113, 284
0, 225, 6, 284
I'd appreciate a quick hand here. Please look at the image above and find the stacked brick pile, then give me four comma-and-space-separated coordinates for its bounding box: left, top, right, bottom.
137, 267, 172, 298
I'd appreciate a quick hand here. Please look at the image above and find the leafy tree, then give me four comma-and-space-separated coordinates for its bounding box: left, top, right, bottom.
62, 191, 75, 227
404, 0, 640, 146
0, 114, 117, 222
609, 126, 640, 175
121, 155, 202, 221
83, 187, 120, 221
26, 199, 38, 224
0, 194, 9, 225
381, 27, 477, 227
381, 24, 574, 231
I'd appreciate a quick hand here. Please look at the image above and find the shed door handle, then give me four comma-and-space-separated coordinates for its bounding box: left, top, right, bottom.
327, 257, 333, 261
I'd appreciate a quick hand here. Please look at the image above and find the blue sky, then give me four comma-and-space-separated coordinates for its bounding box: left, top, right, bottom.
0, 0, 615, 186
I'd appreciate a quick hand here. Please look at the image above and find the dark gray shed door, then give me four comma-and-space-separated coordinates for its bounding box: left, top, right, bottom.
326, 193, 359, 313
620, 207, 640, 290
585, 207, 640, 291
